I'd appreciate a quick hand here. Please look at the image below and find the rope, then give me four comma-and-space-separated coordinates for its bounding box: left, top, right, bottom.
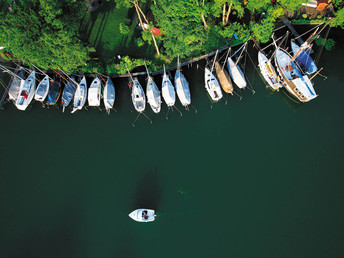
315, 25, 330, 65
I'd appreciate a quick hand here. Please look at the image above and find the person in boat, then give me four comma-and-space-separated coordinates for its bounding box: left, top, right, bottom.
142, 210, 148, 219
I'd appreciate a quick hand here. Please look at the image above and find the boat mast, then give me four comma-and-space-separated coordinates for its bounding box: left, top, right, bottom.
0, 64, 23, 80
222, 47, 231, 70
58, 69, 78, 86
144, 61, 151, 79
211, 50, 218, 73
125, 64, 135, 83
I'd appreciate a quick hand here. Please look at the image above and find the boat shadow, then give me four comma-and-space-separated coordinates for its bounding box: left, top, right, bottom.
133, 167, 162, 210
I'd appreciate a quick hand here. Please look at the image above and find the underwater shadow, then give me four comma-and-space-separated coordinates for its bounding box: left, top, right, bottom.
133, 167, 162, 210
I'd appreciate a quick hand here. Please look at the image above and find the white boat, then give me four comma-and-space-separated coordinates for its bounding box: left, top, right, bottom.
129, 209, 156, 222
71, 76, 87, 113
204, 67, 223, 102
274, 47, 317, 102
34, 75, 50, 102
103, 77, 115, 114
61, 76, 77, 112
290, 41, 318, 75
131, 77, 146, 113
161, 66, 176, 107
146, 75, 161, 113
8, 69, 25, 101
227, 57, 246, 89
258, 51, 283, 91
88, 76, 101, 106
174, 57, 191, 108
15, 71, 36, 111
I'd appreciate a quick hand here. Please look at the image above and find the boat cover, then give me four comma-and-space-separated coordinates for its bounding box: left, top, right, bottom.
174, 71, 191, 106
104, 77, 115, 110
291, 41, 318, 74
62, 76, 77, 107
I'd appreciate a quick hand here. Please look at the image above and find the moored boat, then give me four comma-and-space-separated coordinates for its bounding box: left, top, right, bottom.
227, 57, 246, 89
274, 47, 317, 102
215, 61, 233, 94
103, 77, 115, 114
174, 57, 191, 108
131, 77, 146, 113
204, 67, 222, 102
8, 69, 25, 101
145, 64, 161, 113
161, 65, 176, 107
15, 70, 36, 111
71, 76, 87, 113
129, 209, 156, 222
61, 76, 77, 112
258, 51, 283, 91
291, 41, 318, 75
88, 76, 102, 106
46, 76, 62, 105
34, 75, 50, 102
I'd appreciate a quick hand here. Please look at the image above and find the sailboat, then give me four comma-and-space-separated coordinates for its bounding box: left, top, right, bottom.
258, 51, 283, 91
131, 77, 146, 113
34, 75, 50, 102
274, 46, 317, 102
88, 76, 102, 106
61, 76, 77, 112
161, 65, 176, 107
8, 68, 25, 101
227, 43, 247, 89
215, 61, 233, 94
103, 77, 115, 114
174, 56, 191, 108
204, 67, 222, 102
46, 76, 62, 105
290, 41, 318, 75
15, 70, 36, 111
71, 76, 87, 113
129, 209, 156, 222
145, 64, 161, 113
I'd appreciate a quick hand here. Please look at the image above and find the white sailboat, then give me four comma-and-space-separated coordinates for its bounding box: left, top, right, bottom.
145, 64, 161, 113
204, 66, 222, 102
131, 77, 146, 113
161, 65, 176, 107
227, 57, 246, 89
15, 70, 36, 111
71, 76, 87, 113
88, 76, 102, 106
258, 51, 283, 91
274, 47, 317, 102
103, 77, 115, 114
8, 68, 25, 101
174, 56, 191, 108
129, 209, 156, 222
34, 75, 50, 102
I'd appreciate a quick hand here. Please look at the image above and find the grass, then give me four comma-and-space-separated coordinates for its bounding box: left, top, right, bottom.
79, 1, 156, 61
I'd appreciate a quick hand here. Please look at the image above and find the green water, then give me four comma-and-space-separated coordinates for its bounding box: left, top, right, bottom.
1, 30, 344, 258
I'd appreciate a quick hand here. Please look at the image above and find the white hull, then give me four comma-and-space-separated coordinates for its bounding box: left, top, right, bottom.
34, 75, 50, 102
258, 51, 283, 91
227, 57, 246, 89
129, 209, 156, 222
103, 77, 115, 114
174, 70, 191, 107
204, 68, 223, 102
162, 72, 176, 107
88, 77, 101, 106
274, 48, 317, 102
72, 76, 87, 113
146, 76, 161, 113
15, 71, 36, 111
131, 78, 146, 113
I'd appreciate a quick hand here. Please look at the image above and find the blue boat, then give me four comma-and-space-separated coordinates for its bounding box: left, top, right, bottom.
291, 41, 318, 75
46, 76, 62, 105
61, 76, 77, 112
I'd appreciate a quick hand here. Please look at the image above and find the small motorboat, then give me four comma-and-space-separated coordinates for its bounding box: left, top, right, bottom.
15, 70, 36, 111
71, 76, 87, 113
129, 209, 156, 222
34, 75, 50, 102
204, 67, 223, 102
103, 77, 115, 114
88, 76, 102, 106
46, 76, 62, 105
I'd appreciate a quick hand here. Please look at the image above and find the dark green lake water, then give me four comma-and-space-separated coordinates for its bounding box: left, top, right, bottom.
1, 29, 344, 258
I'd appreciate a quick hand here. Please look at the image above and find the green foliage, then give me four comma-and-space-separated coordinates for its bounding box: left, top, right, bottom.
331, 8, 344, 28
250, 18, 274, 43
0, 0, 92, 71
315, 37, 336, 51
119, 23, 130, 35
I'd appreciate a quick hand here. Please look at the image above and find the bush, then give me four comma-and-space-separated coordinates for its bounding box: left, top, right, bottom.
119, 23, 130, 35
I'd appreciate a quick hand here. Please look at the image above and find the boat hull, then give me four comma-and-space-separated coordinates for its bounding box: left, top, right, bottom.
215, 61, 233, 94
88, 77, 102, 106
15, 71, 36, 111
129, 209, 156, 222
174, 70, 191, 107
258, 51, 283, 91
227, 57, 246, 89
204, 68, 223, 102
131, 78, 146, 113
72, 76, 87, 113
291, 41, 318, 75
162, 73, 176, 107
146, 76, 161, 113
103, 77, 115, 114
62, 76, 77, 109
